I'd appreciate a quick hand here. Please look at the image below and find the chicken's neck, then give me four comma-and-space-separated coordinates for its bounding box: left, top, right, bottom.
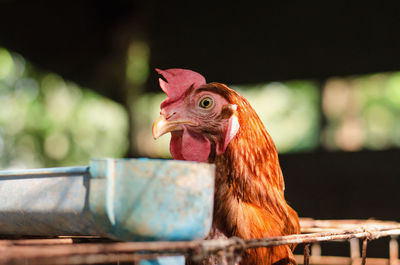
212, 121, 293, 236
215, 124, 286, 203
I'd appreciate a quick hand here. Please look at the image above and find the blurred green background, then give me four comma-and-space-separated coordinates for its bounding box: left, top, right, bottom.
2, 46, 400, 169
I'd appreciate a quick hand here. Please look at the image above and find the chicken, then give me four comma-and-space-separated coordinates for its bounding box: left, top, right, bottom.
152, 68, 300, 265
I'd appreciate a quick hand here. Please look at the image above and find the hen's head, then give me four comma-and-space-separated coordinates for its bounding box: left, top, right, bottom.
152, 68, 240, 162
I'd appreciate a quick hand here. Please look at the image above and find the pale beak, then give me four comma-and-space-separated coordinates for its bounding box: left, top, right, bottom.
152, 115, 196, 139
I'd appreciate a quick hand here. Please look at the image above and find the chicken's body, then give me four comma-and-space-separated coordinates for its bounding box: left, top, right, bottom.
152, 69, 300, 265
212, 84, 299, 264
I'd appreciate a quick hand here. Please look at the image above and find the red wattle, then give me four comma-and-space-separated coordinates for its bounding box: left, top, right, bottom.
170, 129, 210, 162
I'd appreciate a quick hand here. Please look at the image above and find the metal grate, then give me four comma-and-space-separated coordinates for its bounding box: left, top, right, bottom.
0, 219, 399, 265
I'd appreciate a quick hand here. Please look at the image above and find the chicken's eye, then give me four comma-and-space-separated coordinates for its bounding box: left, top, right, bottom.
199, 97, 214, 109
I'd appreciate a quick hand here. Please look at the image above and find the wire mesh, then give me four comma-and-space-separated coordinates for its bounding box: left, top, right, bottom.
0, 219, 399, 265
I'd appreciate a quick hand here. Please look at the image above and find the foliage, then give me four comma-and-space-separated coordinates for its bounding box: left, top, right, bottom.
322, 73, 400, 151
0, 48, 128, 169
233, 81, 320, 153
2, 45, 400, 169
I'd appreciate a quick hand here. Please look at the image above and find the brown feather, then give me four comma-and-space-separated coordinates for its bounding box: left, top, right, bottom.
200, 83, 300, 265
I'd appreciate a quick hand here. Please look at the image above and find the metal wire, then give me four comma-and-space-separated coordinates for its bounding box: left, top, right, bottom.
303, 244, 310, 265
0, 219, 399, 265
361, 238, 368, 265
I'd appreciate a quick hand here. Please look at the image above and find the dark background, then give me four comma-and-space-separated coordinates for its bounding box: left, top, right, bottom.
2, 1, 400, 97
1, 0, 399, 258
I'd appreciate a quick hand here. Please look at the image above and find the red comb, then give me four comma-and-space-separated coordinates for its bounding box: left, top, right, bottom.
156, 68, 206, 106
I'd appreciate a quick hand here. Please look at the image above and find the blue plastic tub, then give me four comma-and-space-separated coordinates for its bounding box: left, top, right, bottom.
0, 158, 215, 264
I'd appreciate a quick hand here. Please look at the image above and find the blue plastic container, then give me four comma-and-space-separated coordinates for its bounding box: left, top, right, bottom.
0, 158, 215, 265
